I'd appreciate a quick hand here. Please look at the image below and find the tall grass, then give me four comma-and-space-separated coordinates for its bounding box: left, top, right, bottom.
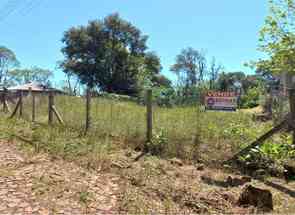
10, 94, 271, 162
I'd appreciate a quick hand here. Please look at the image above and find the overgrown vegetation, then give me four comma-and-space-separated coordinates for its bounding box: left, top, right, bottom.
3, 94, 286, 164
1, 110, 294, 213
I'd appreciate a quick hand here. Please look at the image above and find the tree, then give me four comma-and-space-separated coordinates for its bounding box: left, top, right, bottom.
64, 72, 80, 96
171, 47, 206, 89
254, 61, 280, 93
136, 51, 163, 92
257, 0, 295, 144
216, 72, 245, 91
8, 67, 53, 86
208, 57, 223, 89
152, 74, 172, 88
0, 46, 19, 86
258, 0, 295, 74
61, 13, 161, 96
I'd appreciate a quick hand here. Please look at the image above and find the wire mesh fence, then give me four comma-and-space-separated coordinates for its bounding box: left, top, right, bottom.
90, 96, 146, 141
55, 95, 86, 130
0, 88, 285, 162
4, 91, 148, 143
272, 87, 290, 125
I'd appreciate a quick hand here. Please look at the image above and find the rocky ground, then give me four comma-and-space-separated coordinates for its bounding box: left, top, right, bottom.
114, 153, 295, 214
0, 141, 119, 214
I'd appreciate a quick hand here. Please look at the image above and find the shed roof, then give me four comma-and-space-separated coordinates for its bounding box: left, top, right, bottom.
6, 82, 63, 93
7, 82, 47, 92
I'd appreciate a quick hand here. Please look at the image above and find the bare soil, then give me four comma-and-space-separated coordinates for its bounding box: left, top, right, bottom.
0, 140, 295, 214
0, 141, 119, 214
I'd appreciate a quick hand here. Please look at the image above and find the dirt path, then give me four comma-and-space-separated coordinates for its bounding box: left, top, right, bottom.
0, 141, 120, 214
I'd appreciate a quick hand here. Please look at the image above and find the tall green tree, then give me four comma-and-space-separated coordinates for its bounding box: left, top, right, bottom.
208, 57, 223, 90
61, 13, 162, 95
171, 47, 206, 89
170, 47, 207, 104
0, 46, 19, 86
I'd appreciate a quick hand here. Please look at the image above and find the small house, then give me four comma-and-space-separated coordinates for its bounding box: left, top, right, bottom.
0, 82, 64, 103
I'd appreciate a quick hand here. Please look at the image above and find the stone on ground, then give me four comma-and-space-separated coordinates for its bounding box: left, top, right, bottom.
237, 185, 273, 212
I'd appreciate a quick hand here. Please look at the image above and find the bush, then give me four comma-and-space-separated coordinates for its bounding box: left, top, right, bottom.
147, 129, 169, 156
240, 87, 261, 108
152, 87, 176, 107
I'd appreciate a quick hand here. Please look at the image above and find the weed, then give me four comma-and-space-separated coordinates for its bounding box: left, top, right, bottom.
147, 129, 168, 156
78, 190, 93, 205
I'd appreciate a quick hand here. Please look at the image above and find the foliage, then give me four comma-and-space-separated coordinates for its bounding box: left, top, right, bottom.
152, 74, 172, 89
150, 86, 176, 107
0, 46, 19, 86
213, 72, 266, 109
136, 85, 176, 107
98, 92, 136, 102
240, 87, 261, 108
216, 72, 266, 92
241, 133, 295, 164
216, 71, 246, 91
171, 47, 207, 101
61, 13, 163, 96
258, 0, 295, 75
58, 71, 81, 96
7, 67, 53, 87
208, 57, 223, 90
147, 129, 169, 156
78, 190, 93, 205
2, 94, 272, 163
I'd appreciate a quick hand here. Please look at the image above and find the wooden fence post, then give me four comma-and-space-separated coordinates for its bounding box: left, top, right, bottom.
85, 88, 91, 133
32, 92, 36, 122
2, 88, 7, 113
289, 88, 295, 145
146, 89, 153, 144
28, 87, 36, 122
19, 91, 23, 118
28, 87, 32, 96
48, 91, 54, 125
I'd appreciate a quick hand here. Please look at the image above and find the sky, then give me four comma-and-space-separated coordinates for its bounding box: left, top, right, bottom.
0, 0, 269, 85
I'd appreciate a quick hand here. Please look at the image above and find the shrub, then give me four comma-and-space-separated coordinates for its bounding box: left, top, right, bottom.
147, 129, 168, 156
240, 87, 261, 108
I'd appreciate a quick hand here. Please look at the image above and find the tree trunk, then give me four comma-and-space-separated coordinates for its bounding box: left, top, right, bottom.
289, 89, 295, 145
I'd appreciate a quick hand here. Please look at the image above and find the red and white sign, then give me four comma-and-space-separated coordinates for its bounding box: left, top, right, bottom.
205, 91, 238, 111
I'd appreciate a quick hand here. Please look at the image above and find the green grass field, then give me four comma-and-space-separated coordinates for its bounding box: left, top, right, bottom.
3, 94, 274, 163
2, 94, 295, 214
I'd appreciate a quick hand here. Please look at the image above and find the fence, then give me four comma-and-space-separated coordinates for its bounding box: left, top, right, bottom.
0, 88, 208, 159
262, 85, 290, 125
3, 87, 287, 162
0, 89, 155, 143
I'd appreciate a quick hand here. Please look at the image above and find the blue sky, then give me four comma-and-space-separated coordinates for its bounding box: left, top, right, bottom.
0, 0, 268, 85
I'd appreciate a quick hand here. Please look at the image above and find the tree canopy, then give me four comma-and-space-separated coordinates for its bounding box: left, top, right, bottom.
7, 67, 53, 87
216, 72, 263, 92
0, 46, 19, 86
61, 13, 163, 95
258, 0, 295, 74
171, 47, 206, 89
